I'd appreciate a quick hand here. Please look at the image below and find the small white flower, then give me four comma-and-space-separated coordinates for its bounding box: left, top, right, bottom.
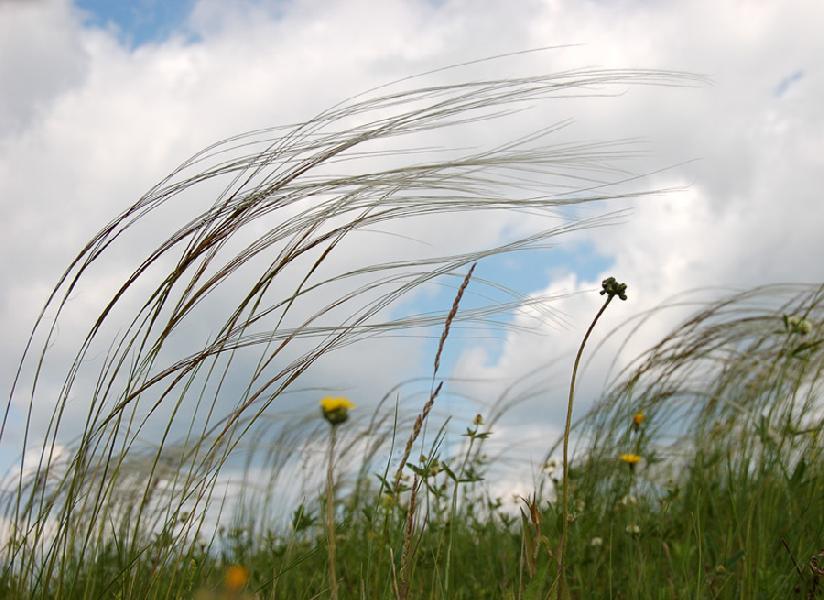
575, 498, 586, 513
626, 523, 640, 535
619, 494, 637, 506
590, 536, 603, 547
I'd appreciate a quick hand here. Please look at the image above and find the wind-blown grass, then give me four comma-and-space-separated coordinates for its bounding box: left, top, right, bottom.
4, 276, 824, 598
6, 53, 794, 599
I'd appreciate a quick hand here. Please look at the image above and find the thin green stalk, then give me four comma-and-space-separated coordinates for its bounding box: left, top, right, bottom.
556, 277, 626, 599
326, 426, 338, 600
693, 494, 702, 599
398, 475, 420, 600
443, 433, 477, 598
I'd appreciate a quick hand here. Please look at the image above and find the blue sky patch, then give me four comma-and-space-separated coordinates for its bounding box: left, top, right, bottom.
774, 69, 804, 98
74, 0, 197, 47
397, 242, 611, 376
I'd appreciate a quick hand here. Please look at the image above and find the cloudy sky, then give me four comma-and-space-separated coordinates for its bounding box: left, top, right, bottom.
1, 0, 822, 496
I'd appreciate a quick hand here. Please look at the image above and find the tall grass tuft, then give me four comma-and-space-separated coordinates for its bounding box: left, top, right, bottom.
0, 53, 718, 598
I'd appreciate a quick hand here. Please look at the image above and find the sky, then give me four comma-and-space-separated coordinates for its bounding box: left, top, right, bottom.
1, 0, 822, 505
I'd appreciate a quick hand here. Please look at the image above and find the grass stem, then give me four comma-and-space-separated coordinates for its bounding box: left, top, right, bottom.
556, 276, 625, 599
326, 426, 338, 600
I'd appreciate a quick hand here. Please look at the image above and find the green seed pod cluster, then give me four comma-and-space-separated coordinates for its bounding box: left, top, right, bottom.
600, 276, 628, 301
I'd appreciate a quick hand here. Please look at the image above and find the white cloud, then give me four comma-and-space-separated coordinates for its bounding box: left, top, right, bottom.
1, 0, 822, 504
0, 0, 89, 136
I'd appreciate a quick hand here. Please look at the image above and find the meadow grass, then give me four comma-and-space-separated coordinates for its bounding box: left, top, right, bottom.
3, 56, 821, 598
4, 282, 822, 599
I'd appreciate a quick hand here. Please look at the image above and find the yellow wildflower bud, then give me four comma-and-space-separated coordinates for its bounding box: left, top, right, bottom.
619, 453, 641, 470
224, 565, 249, 592
320, 396, 355, 426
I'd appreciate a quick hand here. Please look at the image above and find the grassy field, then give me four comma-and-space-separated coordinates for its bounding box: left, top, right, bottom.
1, 63, 821, 598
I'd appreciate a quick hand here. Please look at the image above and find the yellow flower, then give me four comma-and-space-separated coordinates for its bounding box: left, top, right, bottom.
320, 396, 355, 425
619, 453, 641, 468
632, 411, 645, 429
224, 565, 249, 591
